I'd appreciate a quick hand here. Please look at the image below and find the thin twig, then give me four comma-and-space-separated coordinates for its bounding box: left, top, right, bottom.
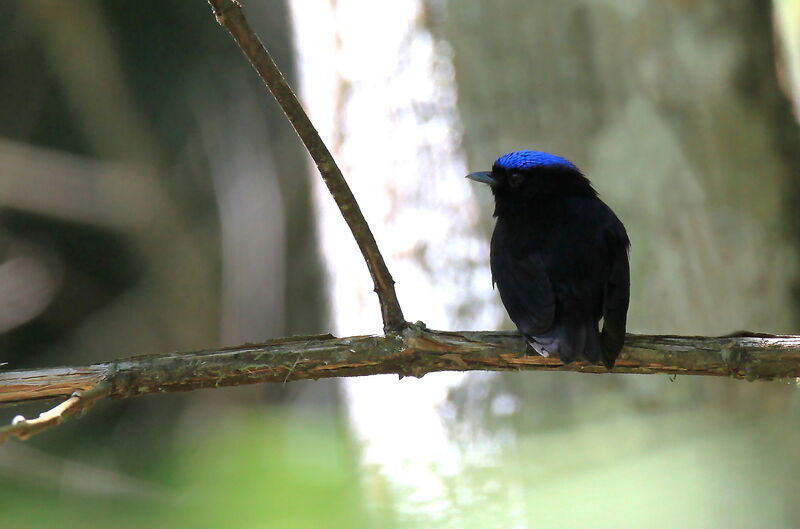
0, 381, 111, 442
207, 0, 405, 332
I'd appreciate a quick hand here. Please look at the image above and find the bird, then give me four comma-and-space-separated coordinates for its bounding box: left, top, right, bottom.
467, 150, 630, 369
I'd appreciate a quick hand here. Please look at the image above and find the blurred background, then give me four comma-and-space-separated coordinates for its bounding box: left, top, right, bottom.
1, 0, 800, 527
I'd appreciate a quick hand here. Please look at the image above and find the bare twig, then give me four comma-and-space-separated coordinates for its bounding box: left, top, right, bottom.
0, 381, 111, 442
3, 328, 799, 438
207, 0, 405, 332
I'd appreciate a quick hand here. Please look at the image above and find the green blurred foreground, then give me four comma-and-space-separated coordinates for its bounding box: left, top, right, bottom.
1, 410, 370, 529
2, 400, 799, 529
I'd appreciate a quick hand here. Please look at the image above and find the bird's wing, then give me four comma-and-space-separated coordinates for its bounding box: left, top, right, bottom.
491, 248, 556, 336
600, 229, 630, 368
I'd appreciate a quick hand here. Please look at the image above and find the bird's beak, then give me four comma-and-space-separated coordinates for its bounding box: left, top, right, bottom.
465, 171, 496, 186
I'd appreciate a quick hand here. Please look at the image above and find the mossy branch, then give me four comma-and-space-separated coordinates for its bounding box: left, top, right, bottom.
2, 327, 799, 441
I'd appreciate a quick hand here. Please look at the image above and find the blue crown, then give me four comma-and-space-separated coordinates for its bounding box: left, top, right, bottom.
494, 150, 577, 171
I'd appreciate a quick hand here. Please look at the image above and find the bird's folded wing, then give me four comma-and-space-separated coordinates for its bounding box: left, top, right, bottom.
491, 250, 555, 336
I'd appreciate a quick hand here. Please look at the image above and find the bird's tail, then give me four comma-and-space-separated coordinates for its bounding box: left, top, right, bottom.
526, 319, 602, 365
601, 318, 626, 370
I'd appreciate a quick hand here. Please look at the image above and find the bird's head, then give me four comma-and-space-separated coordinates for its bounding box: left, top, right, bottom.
466, 150, 595, 216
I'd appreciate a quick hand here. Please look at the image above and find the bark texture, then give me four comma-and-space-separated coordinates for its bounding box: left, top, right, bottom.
3, 329, 799, 407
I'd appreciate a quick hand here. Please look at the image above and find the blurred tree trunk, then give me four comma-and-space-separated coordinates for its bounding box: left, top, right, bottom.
429, 0, 800, 336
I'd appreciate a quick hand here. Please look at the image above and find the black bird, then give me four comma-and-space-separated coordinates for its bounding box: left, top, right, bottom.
467, 150, 630, 369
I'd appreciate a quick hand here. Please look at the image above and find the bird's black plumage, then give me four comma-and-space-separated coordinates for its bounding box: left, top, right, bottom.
467, 150, 630, 369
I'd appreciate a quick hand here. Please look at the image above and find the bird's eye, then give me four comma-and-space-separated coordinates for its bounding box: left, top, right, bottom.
509, 173, 524, 187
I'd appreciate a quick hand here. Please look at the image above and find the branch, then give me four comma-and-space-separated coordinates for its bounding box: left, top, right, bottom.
2, 327, 799, 440
207, 0, 405, 332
